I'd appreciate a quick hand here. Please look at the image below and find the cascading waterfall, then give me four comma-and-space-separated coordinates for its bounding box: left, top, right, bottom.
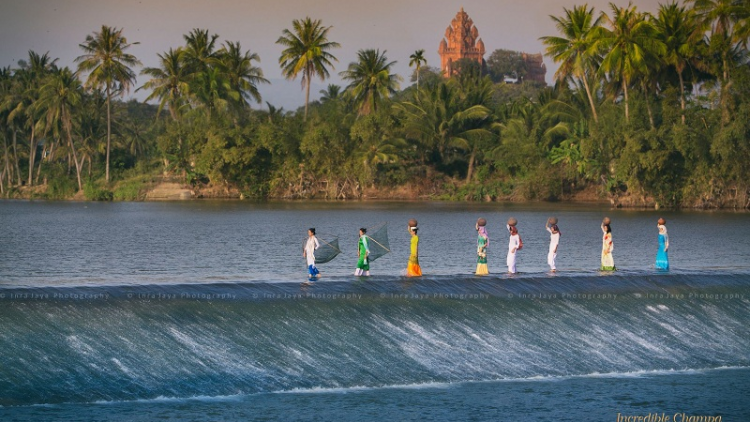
1, 272, 748, 407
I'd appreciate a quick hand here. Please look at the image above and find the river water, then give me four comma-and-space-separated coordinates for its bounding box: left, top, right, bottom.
1, 200, 748, 421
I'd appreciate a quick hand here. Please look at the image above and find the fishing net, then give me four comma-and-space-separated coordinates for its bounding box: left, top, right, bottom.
366, 222, 390, 262
303, 235, 341, 264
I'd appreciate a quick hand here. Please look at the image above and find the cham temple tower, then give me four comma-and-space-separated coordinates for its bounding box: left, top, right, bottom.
438, 7, 547, 84
438, 7, 486, 77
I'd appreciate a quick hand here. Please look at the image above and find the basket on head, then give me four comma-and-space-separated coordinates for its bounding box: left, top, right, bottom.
476, 217, 487, 227
507, 217, 518, 227
602, 217, 611, 225
548, 216, 558, 225
657, 218, 666, 225
408, 218, 418, 227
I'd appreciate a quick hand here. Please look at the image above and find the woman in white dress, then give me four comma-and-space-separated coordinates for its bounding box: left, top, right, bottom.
507, 224, 520, 274
303, 228, 321, 280
546, 222, 560, 272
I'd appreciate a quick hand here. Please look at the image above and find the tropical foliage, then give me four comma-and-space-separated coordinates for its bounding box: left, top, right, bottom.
2, 2, 750, 209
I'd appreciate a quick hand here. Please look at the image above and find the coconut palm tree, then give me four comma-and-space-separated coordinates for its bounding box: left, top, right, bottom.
0, 66, 11, 193
0, 52, 59, 186
734, 2, 750, 49
191, 66, 239, 118
138, 48, 190, 121
340, 49, 401, 116
181, 28, 220, 74
396, 81, 494, 182
36, 67, 84, 190
1, 67, 28, 188
409, 49, 427, 92
319, 84, 342, 103
76, 25, 141, 182
216, 40, 269, 109
596, 3, 664, 123
540, 5, 603, 123
653, 2, 705, 124
276, 17, 340, 121
75, 92, 106, 177
22, 51, 58, 185
688, 0, 748, 56
1, 61, 43, 188
354, 136, 408, 187
686, 0, 749, 124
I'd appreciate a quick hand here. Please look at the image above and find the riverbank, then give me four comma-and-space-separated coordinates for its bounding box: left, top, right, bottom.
3, 176, 748, 210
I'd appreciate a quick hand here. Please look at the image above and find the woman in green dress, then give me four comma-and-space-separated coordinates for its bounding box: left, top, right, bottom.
475, 221, 489, 275
355, 228, 370, 276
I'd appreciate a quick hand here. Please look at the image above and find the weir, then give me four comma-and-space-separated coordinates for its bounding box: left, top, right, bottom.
1, 272, 749, 407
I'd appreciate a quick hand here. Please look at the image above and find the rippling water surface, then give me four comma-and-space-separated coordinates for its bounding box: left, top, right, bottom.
2, 200, 749, 285
1, 200, 748, 421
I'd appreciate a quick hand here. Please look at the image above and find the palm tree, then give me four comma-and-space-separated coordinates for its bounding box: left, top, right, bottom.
409, 49, 427, 92
734, 2, 750, 49
76, 25, 141, 182
354, 136, 408, 186
396, 82, 494, 182
0, 66, 11, 193
36, 67, 84, 190
138, 48, 189, 121
0, 52, 59, 187
340, 49, 401, 116
653, 2, 705, 124
597, 2, 664, 123
1, 65, 27, 188
191, 66, 239, 118
264, 101, 285, 124
75, 93, 106, 177
117, 115, 149, 159
319, 84, 342, 103
686, 0, 749, 123
276, 17, 340, 121
540, 5, 603, 123
1, 58, 49, 188
23, 51, 58, 186
216, 40, 269, 108
181, 29, 220, 74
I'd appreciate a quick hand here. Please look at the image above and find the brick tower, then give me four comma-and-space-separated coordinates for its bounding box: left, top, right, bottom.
438, 8, 486, 77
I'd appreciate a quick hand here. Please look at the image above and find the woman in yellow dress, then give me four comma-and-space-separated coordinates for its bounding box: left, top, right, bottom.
406, 225, 422, 277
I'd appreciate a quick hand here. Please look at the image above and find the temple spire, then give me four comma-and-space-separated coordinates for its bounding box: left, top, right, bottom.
438, 8, 485, 77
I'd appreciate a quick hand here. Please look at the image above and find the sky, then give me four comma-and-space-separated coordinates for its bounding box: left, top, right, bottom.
1, 0, 663, 110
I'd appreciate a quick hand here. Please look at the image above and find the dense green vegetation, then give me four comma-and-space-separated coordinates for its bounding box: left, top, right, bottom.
1, 1, 749, 208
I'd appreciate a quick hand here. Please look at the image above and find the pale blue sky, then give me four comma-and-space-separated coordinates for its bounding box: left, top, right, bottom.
1, 0, 662, 110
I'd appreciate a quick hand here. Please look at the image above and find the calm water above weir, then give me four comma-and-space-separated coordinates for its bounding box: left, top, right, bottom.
1, 200, 749, 285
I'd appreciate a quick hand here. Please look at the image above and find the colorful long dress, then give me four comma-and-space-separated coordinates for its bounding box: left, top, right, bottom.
476, 234, 489, 275
355, 235, 370, 276
305, 236, 321, 279
601, 232, 616, 271
656, 229, 669, 270
406, 235, 422, 277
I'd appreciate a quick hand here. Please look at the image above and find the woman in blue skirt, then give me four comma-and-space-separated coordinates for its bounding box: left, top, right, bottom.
656, 218, 669, 270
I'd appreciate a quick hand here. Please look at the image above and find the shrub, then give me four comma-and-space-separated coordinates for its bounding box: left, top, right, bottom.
83, 181, 113, 201
113, 180, 144, 201
48, 177, 77, 199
